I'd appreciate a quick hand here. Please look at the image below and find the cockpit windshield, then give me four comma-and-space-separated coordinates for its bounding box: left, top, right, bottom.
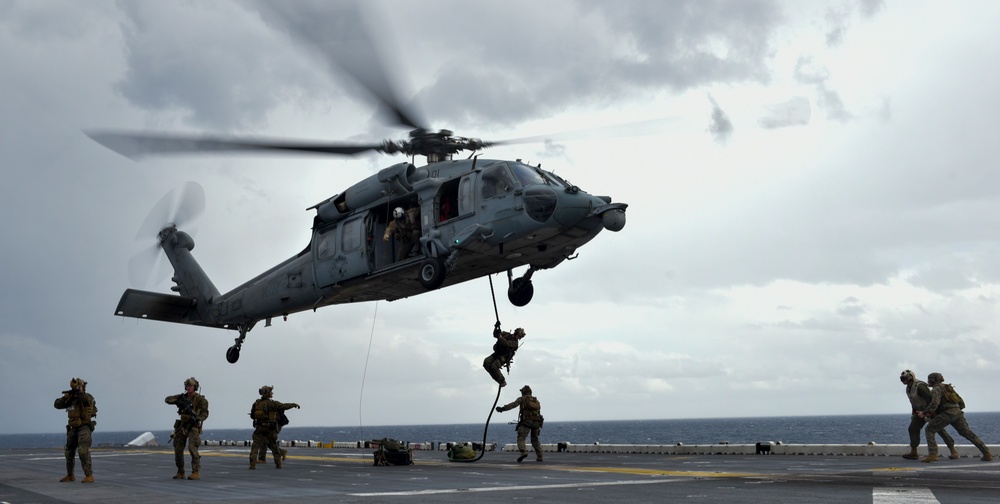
510, 162, 550, 187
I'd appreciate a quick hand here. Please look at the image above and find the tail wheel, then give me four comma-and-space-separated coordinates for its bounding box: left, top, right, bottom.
419, 257, 447, 290
226, 346, 241, 364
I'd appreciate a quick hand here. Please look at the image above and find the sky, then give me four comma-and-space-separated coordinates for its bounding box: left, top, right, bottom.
3, 0, 1000, 435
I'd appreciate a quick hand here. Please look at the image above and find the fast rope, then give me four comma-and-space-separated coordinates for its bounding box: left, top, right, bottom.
447, 274, 503, 463
358, 300, 380, 464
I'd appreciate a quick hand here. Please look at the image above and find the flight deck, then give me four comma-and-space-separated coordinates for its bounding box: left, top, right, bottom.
1, 445, 999, 503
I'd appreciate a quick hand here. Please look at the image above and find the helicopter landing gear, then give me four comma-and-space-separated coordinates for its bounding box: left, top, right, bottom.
226, 325, 249, 364
507, 268, 535, 307
418, 256, 447, 290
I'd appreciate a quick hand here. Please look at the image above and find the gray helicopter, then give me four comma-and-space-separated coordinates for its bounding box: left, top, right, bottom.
88, 10, 627, 364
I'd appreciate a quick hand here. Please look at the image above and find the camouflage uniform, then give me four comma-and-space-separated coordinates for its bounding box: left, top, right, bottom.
922, 372, 992, 462
483, 326, 524, 387
53, 378, 97, 483
497, 385, 544, 462
899, 370, 956, 459
165, 377, 209, 479
383, 206, 421, 260
249, 386, 300, 469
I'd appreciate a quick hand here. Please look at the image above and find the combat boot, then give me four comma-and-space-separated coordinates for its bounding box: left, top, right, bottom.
59, 474, 75, 482
949, 447, 960, 459
81, 475, 94, 483
249, 462, 256, 470
172, 471, 184, 479
516, 453, 527, 463
901, 448, 919, 460
187, 472, 200, 480
981, 451, 993, 462
281, 448, 288, 461
921, 453, 939, 463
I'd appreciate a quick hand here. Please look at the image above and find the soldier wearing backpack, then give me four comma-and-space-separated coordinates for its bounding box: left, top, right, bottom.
496, 385, 545, 462
921, 372, 993, 462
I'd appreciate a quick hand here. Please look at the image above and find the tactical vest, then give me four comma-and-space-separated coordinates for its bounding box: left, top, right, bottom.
67, 394, 97, 429
906, 380, 930, 410
252, 399, 279, 423
520, 395, 542, 424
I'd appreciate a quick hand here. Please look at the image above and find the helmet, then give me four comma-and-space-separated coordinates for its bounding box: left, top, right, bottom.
899, 370, 915, 383
184, 377, 200, 391
519, 385, 532, 395
259, 385, 274, 396
514, 328, 526, 337
70, 378, 85, 389
927, 372, 944, 385
393, 207, 405, 219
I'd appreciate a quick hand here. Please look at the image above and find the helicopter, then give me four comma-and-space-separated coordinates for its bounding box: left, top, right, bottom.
88, 9, 628, 364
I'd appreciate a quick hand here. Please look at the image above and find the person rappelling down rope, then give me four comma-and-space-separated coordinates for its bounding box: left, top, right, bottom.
482, 322, 525, 388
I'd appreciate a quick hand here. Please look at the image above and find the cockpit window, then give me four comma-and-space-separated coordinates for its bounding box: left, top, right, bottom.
481, 163, 517, 199
510, 162, 548, 187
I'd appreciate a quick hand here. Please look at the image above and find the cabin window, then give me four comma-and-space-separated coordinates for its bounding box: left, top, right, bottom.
510, 162, 547, 187
458, 175, 475, 215
481, 163, 516, 199
342, 218, 362, 251
317, 230, 336, 259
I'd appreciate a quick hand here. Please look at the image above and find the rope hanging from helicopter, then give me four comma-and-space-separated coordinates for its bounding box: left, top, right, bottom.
448, 274, 504, 463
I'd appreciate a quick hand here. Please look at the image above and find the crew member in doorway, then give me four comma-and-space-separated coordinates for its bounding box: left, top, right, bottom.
383, 206, 421, 261
483, 323, 525, 387
496, 385, 545, 463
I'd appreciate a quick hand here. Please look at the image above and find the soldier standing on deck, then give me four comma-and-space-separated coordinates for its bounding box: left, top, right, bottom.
899, 370, 958, 460
922, 372, 993, 463
54, 378, 97, 483
165, 377, 209, 480
496, 385, 545, 463
249, 385, 300, 469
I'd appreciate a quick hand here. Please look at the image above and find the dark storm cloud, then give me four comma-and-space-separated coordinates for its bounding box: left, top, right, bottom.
419, 0, 785, 127
107, 0, 791, 133
112, 2, 333, 131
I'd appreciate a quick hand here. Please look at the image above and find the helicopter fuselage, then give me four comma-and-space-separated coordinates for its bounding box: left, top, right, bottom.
114, 157, 626, 361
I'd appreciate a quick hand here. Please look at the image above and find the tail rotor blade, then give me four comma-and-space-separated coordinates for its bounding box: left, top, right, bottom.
173, 181, 205, 230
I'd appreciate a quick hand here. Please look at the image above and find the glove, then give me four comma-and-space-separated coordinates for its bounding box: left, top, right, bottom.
496, 407, 503, 413
494, 321, 501, 329
290, 403, 300, 409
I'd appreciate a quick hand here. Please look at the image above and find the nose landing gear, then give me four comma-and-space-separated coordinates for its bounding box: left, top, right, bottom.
507, 268, 535, 307
226, 325, 250, 364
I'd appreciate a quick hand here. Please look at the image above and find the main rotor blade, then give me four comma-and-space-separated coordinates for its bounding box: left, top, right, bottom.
254, 3, 429, 131
491, 116, 683, 148
85, 131, 383, 161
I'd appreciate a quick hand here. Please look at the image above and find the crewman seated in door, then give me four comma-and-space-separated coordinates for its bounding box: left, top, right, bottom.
383, 206, 421, 261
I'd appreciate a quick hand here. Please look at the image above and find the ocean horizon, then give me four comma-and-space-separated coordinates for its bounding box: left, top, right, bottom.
5, 412, 1000, 450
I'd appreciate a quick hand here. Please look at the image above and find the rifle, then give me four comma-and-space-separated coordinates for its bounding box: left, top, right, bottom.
168, 394, 201, 441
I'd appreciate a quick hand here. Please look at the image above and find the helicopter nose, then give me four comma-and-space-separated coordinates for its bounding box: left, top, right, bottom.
550, 191, 596, 227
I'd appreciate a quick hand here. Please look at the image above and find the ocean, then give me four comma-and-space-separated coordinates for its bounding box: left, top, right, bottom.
4, 412, 1000, 450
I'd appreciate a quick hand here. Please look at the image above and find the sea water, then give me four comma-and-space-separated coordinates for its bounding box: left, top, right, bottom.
4, 412, 1000, 450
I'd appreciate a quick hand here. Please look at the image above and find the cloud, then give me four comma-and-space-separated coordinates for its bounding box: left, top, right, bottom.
758, 96, 812, 129
707, 94, 734, 144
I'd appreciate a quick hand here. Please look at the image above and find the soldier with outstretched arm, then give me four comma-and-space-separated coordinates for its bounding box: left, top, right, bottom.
165, 377, 209, 480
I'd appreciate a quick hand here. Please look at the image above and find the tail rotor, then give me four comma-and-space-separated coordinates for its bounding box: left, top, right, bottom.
128, 181, 205, 288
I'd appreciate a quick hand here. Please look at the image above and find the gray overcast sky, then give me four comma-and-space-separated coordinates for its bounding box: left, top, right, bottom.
3, 0, 1000, 434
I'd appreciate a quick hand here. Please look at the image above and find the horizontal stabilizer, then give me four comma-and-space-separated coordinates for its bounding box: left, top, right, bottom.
114, 289, 226, 329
